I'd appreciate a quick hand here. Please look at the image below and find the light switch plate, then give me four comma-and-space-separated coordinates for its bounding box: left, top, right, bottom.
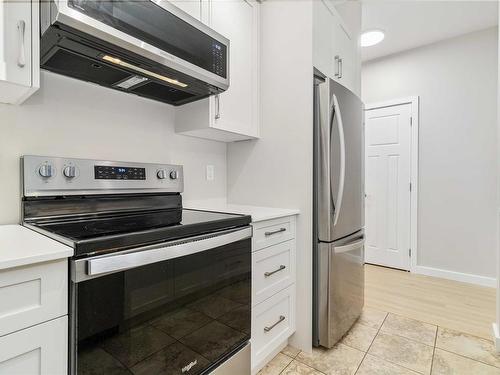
206, 165, 215, 181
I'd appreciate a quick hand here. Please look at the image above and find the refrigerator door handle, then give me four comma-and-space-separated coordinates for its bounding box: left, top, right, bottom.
334, 238, 365, 254
331, 93, 346, 226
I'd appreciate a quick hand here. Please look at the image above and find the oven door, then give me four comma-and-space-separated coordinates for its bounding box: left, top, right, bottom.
70, 227, 251, 375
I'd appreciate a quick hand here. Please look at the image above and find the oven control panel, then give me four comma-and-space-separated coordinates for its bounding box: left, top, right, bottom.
94, 165, 146, 180
22, 156, 184, 197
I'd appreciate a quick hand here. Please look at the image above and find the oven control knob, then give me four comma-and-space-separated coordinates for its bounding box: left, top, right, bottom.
157, 169, 168, 180
38, 164, 54, 178
63, 166, 77, 179
169, 170, 178, 180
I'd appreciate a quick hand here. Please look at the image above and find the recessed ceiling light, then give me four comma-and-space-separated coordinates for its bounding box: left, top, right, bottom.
361, 30, 385, 47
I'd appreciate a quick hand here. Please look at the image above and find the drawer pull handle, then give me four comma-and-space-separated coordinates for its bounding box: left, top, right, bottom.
265, 228, 286, 236
264, 265, 286, 277
264, 315, 286, 332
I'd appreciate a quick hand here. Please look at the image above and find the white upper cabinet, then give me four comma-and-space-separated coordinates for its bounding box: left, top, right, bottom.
313, 0, 360, 96
169, 0, 202, 20
313, 0, 335, 78
0, 0, 39, 104
175, 0, 260, 142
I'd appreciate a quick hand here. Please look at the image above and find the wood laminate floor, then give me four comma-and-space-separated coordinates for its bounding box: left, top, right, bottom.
364, 264, 496, 340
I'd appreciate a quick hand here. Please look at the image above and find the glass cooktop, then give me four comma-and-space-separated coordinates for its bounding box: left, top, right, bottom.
30, 209, 251, 257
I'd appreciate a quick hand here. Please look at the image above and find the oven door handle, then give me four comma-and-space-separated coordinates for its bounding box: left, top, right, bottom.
75, 227, 252, 281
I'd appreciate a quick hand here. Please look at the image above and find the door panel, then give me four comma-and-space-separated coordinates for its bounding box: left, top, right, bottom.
318, 234, 364, 348
315, 74, 333, 242
316, 78, 363, 242
169, 0, 202, 20
72, 238, 251, 375
329, 80, 364, 240
365, 103, 411, 270
211, 0, 257, 136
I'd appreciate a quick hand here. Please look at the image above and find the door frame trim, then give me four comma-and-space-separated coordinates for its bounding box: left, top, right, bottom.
365, 96, 419, 272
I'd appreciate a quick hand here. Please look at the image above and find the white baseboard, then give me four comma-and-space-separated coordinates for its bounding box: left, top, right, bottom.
493, 323, 500, 352
413, 265, 496, 288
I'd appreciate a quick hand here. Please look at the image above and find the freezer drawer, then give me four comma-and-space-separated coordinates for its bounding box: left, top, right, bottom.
317, 235, 364, 348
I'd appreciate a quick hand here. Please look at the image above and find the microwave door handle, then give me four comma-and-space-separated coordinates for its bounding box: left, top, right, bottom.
331, 93, 345, 226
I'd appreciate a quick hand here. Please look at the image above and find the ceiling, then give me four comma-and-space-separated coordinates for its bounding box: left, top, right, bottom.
362, 1, 498, 62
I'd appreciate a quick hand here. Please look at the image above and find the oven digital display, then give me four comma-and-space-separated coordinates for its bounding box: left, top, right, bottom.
95, 165, 146, 180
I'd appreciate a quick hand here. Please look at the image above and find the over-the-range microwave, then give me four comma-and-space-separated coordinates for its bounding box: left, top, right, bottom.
40, 0, 230, 106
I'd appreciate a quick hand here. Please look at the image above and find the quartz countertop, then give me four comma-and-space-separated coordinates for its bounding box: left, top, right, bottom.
184, 201, 300, 222
0, 225, 73, 270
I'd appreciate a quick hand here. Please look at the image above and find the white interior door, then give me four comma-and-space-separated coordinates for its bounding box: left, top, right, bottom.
365, 103, 412, 270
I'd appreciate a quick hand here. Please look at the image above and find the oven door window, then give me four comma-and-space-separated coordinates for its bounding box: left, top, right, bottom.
67, 0, 228, 78
73, 238, 250, 375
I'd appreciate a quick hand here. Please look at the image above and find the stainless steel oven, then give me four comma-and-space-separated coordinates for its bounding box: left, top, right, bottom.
21, 156, 252, 375
70, 228, 251, 375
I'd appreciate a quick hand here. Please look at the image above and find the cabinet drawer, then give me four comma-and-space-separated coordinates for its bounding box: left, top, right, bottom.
0, 259, 67, 337
252, 216, 295, 251
251, 285, 296, 369
0, 316, 67, 375
252, 241, 295, 306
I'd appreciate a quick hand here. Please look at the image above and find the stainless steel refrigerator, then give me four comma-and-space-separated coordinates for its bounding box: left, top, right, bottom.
313, 70, 365, 348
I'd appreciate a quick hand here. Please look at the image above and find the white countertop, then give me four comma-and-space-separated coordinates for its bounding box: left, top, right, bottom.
0, 225, 73, 270
184, 201, 300, 222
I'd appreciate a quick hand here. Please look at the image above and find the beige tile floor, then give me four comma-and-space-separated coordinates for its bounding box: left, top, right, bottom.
259, 265, 499, 375
259, 310, 500, 375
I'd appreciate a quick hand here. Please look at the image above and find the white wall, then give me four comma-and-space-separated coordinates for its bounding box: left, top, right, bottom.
496, 8, 500, 347
0, 71, 227, 224
227, 1, 314, 351
362, 28, 498, 280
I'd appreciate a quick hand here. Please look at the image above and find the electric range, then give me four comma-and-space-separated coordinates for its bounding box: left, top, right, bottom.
21, 155, 252, 375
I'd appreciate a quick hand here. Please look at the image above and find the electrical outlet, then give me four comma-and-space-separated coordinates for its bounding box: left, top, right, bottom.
206, 165, 215, 181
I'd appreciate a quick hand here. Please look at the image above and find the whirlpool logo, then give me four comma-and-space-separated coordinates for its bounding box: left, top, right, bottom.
182, 360, 198, 373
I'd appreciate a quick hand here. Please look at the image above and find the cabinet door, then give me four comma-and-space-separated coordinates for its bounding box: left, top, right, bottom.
332, 21, 354, 89
313, 0, 335, 78
0, 316, 67, 375
0, 0, 39, 104
0, 0, 32, 87
0, 259, 67, 337
169, 0, 202, 20
209, 0, 260, 138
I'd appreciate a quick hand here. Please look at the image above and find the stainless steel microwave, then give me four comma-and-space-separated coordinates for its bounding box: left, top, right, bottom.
40, 0, 230, 106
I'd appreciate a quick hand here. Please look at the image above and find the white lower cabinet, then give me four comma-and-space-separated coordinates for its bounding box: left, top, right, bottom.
0, 316, 68, 375
0, 259, 67, 337
251, 215, 297, 373
252, 285, 296, 370
0, 259, 68, 375
252, 240, 295, 306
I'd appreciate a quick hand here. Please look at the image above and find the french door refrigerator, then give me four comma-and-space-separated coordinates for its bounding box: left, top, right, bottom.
313, 70, 365, 348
